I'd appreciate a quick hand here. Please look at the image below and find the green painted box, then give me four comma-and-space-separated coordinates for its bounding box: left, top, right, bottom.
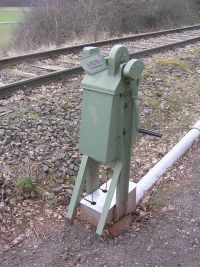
80, 89, 121, 163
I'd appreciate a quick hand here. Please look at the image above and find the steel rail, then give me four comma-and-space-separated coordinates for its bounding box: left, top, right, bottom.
0, 35, 199, 97
0, 24, 200, 67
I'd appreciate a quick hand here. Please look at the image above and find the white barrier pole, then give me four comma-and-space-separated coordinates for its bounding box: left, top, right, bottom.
136, 121, 200, 204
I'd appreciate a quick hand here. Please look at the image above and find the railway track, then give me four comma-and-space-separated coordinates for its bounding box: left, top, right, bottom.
1, 24, 200, 66
0, 25, 200, 97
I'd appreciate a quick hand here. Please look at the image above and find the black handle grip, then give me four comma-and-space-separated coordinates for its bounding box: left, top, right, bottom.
138, 128, 163, 138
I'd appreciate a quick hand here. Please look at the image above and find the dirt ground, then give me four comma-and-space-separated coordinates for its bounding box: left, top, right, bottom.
0, 139, 199, 267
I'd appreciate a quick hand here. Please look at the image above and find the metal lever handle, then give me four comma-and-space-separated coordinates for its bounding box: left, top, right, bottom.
138, 128, 163, 138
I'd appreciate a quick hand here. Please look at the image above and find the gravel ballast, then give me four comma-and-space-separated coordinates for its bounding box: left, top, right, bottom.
0, 43, 199, 260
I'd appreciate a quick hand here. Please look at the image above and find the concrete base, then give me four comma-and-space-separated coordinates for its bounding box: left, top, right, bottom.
80, 180, 136, 226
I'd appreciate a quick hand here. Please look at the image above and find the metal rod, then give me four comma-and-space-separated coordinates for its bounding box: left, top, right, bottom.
138, 128, 163, 137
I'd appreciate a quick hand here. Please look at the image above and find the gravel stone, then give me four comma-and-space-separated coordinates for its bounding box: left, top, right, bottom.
43, 165, 49, 173
0, 129, 5, 136
194, 238, 199, 246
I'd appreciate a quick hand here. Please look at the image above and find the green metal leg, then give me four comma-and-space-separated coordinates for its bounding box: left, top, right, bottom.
116, 95, 132, 219
86, 158, 99, 194
96, 161, 122, 236
67, 155, 89, 222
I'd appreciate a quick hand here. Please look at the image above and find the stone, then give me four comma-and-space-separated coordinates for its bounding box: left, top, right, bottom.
109, 216, 132, 237
16, 196, 24, 201
5, 188, 12, 195
0, 129, 5, 136
52, 187, 63, 194
69, 164, 74, 170
45, 209, 53, 215
0, 178, 3, 186
46, 192, 56, 201
67, 169, 75, 176
43, 165, 49, 173
15, 143, 22, 147
74, 166, 79, 172
62, 145, 71, 151
51, 156, 58, 163
65, 189, 73, 196
24, 193, 31, 199
54, 161, 61, 168
31, 190, 36, 198
0, 214, 3, 222
194, 238, 199, 246
9, 198, 17, 206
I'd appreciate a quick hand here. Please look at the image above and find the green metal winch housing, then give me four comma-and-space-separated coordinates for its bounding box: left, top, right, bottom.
67, 44, 144, 235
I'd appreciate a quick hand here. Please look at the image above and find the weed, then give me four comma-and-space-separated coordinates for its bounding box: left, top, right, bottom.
15, 176, 36, 195
155, 91, 163, 97
47, 171, 60, 186
62, 103, 74, 110
26, 111, 38, 120
144, 96, 159, 108
143, 69, 154, 79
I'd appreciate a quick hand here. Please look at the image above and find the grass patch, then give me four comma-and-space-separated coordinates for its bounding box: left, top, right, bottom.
143, 93, 184, 126
188, 47, 200, 59
188, 46, 200, 54
0, 24, 14, 36
140, 50, 200, 128
0, 7, 29, 56
165, 96, 182, 112
156, 58, 187, 69
0, 35, 10, 56
0, 7, 25, 22
148, 186, 170, 209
